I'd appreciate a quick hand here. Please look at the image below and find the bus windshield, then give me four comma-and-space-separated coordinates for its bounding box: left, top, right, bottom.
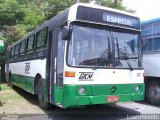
68, 25, 111, 68
67, 25, 141, 69
114, 31, 140, 68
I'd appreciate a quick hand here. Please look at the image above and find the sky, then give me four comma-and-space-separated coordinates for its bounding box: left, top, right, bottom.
123, 0, 159, 21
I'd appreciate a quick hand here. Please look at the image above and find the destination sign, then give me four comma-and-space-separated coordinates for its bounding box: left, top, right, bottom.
76, 6, 140, 30
103, 14, 133, 26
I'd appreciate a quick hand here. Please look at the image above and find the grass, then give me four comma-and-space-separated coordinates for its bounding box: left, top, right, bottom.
0, 83, 44, 114
0, 84, 23, 101
0, 83, 24, 106
0, 83, 26, 114
0, 83, 11, 91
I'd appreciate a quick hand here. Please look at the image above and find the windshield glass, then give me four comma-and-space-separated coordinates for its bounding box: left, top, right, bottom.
68, 25, 111, 67
114, 31, 140, 68
67, 24, 141, 69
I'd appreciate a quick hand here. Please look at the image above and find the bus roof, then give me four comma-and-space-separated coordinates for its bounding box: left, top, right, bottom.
69, 3, 138, 19
141, 18, 160, 26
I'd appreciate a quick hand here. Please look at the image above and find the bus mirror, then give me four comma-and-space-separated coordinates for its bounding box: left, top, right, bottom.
62, 26, 70, 40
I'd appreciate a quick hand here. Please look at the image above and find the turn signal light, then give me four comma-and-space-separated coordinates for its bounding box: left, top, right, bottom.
65, 71, 76, 77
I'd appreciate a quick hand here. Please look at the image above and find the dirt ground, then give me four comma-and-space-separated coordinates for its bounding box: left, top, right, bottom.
0, 84, 49, 114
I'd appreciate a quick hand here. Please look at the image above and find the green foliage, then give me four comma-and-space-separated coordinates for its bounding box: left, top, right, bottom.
0, 0, 45, 44
0, 47, 5, 64
0, 0, 135, 45
0, 84, 11, 91
0, 0, 25, 27
0, 32, 5, 40
0, 0, 135, 65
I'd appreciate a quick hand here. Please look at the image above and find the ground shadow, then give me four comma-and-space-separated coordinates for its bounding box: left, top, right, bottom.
136, 101, 160, 108
45, 104, 141, 120
18, 104, 141, 120
12, 85, 39, 106
12, 86, 141, 120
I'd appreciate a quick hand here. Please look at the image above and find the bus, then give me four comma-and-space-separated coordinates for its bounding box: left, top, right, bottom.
5, 3, 144, 109
141, 18, 160, 105
0, 40, 4, 90
0, 40, 4, 53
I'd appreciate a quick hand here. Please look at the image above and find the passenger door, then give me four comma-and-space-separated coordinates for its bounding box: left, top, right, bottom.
49, 29, 65, 106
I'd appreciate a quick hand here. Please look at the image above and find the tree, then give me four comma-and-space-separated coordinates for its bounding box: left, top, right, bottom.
38, 0, 135, 20
0, 0, 135, 82
0, 0, 24, 44
101, 0, 135, 13
0, 0, 135, 44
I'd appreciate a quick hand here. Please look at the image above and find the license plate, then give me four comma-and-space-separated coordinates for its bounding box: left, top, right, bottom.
107, 96, 120, 103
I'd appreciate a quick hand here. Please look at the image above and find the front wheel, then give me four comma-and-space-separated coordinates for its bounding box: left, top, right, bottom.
37, 79, 51, 110
146, 80, 160, 105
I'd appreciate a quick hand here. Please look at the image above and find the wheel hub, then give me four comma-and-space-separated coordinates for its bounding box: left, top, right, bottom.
149, 85, 160, 100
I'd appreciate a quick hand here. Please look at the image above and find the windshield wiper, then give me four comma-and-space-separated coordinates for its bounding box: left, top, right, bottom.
123, 47, 138, 59
116, 38, 133, 71
93, 37, 111, 70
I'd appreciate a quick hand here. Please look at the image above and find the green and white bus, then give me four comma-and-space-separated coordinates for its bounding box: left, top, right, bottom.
0, 40, 4, 52
0, 40, 4, 90
5, 3, 144, 109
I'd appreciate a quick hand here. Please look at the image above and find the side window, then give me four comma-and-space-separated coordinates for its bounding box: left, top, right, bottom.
8, 49, 12, 58
27, 35, 34, 51
14, 44, 19, 55
36, 28, 48, 48
11, 47, 15, 56
56, 31, 65, 87
20, 40, 26, 54
10, 48, 12, 57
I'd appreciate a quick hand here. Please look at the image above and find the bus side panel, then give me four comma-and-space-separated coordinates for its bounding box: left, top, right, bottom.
143, 53, 160, 77
9, 59, 46, 94
11, 74, 35, 94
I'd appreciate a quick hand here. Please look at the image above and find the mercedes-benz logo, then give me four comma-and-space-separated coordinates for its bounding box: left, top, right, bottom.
110, 86, 117, 93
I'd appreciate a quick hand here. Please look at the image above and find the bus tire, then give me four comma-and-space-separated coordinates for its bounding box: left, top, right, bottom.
146, 80, 160, 105
37, 79, 50, 110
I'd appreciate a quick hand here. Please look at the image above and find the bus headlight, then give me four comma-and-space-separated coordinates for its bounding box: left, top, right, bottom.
79, 87, 86, 95
135, 85, 140, 92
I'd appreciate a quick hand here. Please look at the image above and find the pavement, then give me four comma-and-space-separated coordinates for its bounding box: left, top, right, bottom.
0, 85, 160, 120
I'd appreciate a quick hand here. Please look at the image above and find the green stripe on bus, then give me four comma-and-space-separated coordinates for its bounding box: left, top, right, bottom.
10, 74, 48, 101
11, 74, 35, 94
62, 84, 144, 108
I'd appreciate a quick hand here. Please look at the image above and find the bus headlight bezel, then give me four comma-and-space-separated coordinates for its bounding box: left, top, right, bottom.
135, 85, 140, 92
79, 87, 86, 95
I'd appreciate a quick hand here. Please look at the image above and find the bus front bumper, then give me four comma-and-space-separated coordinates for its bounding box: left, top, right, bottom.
62, 84, 145, 108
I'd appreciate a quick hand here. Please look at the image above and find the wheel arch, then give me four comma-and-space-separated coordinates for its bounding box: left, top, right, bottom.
144, 76, 160, 84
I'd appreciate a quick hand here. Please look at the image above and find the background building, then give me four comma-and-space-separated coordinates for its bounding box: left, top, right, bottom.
141, 18, 160, 52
